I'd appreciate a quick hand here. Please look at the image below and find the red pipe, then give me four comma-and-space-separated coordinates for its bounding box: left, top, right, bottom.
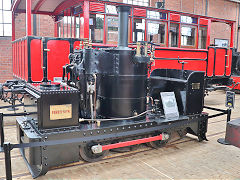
101, 134, 163, 151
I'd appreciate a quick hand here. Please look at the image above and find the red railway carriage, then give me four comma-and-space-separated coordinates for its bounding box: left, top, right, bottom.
11, 0, 236, 88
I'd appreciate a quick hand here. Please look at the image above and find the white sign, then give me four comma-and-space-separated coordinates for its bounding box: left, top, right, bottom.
160, 92, 179, 119
214, 39, 228, 48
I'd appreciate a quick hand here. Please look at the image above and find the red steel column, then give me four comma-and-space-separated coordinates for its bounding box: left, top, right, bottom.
12, 12, 15, 41
103, 14, 106, 44
26, 0, 32, 36
230, 23, 234, 48
83, 0, 90, 39
166, 12, 170, 47
12, 11, 15, 77
206, 19, 211, 48
178, 23, 181, 48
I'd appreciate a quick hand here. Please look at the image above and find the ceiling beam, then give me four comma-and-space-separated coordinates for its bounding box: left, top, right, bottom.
33, 0, 48, 13
53, 0, 79, 15
227, 0, 240, 3
11, 0, 21, 11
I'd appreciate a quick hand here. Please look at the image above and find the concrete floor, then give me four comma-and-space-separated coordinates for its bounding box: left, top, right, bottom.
0, 90, 240, 179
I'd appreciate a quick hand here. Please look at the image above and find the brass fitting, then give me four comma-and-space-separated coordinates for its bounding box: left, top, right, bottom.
144, 42, 148, 56
136, 42, 141, 56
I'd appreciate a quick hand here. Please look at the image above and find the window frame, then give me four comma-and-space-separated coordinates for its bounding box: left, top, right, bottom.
133, 17, 146, 43
146, 19, 167, 46
168, 22, 180, 48
180, 24, 197, 49
106, 15, 119, 45
0, 0, 12, 37
198, 25, 208, 49
89, 13, 105, 44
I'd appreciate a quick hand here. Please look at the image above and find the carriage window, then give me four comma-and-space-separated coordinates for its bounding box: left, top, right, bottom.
63, 16, 72, 38
181, 26, 196, 46
181, 16, 197, 24
133, 19, 145, 42
198, 26, 207, 49
75, 16, 80, 38
57, 13, 75, 38
169, 23, 179, 47
107, 16, 118, 44
57, 15, 63, 37
147, 21, 166, 45
89, 14, 104, 43
147, 11, 167, 20
106, 5, 117, 14
123, 0, 149, 6
57, 22, 62, 37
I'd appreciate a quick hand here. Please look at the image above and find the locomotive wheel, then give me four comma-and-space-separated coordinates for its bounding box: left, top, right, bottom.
146, 133, 171, 149
147, 130, 187, 148
79, 142, 109, 163
147, 139, 169, 149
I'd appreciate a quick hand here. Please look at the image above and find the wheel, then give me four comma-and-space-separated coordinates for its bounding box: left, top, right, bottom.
147, 138, 169, 148
79, 142, 109, 162
146, 132, 171, 149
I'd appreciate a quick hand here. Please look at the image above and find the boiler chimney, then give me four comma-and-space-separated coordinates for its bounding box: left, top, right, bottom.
117, 6, 131, 48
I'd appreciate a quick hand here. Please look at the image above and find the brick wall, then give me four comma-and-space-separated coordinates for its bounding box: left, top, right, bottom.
0, 37, 13, 82
37, 15, 55, 37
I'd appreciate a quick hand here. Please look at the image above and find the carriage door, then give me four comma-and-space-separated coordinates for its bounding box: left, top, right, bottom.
208, 22, 232, 77
46, 38, 70, 82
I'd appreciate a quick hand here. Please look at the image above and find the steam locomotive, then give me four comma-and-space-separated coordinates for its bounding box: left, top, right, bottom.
4, 6, 208, 178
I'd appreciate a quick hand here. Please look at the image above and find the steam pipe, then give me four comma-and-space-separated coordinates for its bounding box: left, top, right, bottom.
117, 6, 131, 48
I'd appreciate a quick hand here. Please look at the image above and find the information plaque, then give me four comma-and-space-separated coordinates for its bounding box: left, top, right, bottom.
160, 92, 179, 119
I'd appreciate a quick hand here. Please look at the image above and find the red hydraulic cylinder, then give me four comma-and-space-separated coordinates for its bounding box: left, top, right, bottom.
101, 134, 163, 151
